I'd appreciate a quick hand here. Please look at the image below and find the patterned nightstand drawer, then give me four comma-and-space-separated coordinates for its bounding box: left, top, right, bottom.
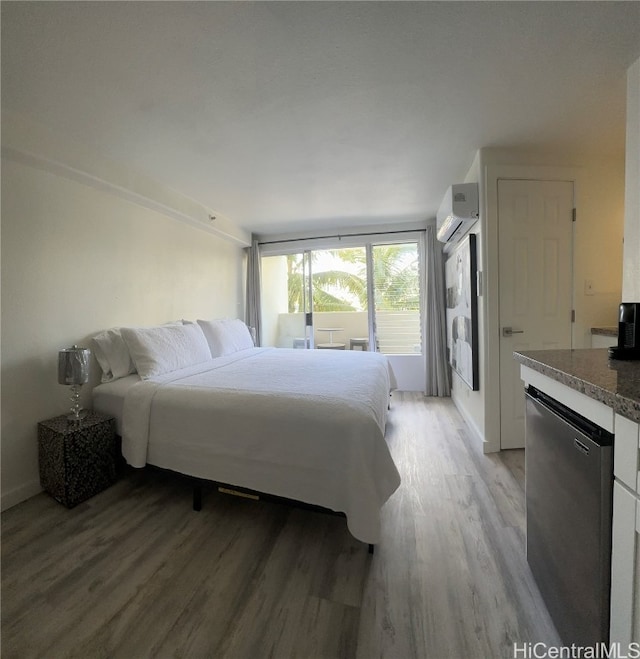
38, 411, 117, 508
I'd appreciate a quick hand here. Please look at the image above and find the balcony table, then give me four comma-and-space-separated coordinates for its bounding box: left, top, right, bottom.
317, 327, 345, 350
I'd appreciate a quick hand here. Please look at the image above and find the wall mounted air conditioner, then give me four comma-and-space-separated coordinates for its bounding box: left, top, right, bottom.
436, 182, 479, 243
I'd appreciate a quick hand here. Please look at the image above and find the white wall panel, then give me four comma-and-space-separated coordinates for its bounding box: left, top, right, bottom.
1, 159, 244, 510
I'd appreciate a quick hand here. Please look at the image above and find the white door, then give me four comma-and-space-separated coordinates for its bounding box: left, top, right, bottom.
498, 179, 574, 449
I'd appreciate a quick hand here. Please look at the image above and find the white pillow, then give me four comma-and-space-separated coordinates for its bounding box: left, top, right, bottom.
120, 323, 212, 378
92, 322, 185, 382
197, 318, 254, 358
92, 328, 136, 382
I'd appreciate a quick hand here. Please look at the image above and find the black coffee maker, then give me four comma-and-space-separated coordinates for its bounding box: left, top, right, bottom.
609, 302, 640, 360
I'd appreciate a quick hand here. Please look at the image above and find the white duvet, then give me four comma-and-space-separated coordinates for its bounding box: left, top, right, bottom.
120, 347, 401, 544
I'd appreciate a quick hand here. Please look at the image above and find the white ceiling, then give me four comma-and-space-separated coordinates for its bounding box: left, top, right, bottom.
2, 1, 639, 236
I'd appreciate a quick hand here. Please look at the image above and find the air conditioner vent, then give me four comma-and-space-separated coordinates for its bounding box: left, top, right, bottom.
436, 183, 479, 243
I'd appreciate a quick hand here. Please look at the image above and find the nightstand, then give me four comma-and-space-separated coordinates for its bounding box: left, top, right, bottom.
38, 411, 117, 508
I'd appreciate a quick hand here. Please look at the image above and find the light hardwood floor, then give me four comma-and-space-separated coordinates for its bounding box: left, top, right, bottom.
1, 393, 561, 658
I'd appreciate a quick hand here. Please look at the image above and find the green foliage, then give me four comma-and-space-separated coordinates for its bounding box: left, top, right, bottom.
286, 244, 419, 313
372, 244, 420, 311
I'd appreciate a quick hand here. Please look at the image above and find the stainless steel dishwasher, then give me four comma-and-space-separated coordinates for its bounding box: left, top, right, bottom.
525, 385, 614, 646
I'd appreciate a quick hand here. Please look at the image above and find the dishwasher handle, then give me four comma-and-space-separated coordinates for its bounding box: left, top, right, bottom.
526, 385, 614, 447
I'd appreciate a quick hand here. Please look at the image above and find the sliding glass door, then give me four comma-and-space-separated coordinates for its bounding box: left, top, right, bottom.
309, 246, 368, 350
371, 242, 421, 355
259, 232, 425, 390
261, 251, 313, 349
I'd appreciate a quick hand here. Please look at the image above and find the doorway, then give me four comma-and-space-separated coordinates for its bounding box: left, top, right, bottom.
259, 235, 425, 391
498, 179, 574, 449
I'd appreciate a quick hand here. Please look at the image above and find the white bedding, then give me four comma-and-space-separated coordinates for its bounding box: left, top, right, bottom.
94, 347, 400, 544
92, 374, 140, 435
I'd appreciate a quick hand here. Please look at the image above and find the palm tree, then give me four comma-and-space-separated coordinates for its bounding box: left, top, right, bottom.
373, 244, 420, 311
286, 244, 419, 313
286, 253, 366, 312
280, 245, 420, 354
334, 244, 420, 311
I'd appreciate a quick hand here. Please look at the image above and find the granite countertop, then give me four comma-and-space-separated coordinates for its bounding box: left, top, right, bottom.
590, 326, 618, 337
513, 348, 640, 423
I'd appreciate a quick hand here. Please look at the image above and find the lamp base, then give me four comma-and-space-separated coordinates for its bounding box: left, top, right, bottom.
67, 384, 87, 422
66, 409, 88, 422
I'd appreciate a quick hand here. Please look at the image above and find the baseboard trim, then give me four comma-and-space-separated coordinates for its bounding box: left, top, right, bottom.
1, 479, 42, 512
450, 394, 500, 454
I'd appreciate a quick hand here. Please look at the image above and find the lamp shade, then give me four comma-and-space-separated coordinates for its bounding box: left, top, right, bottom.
58, 346, 90, 385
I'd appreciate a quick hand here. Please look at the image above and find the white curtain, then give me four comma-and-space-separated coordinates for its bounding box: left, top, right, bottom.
245, 235, 262, 346
424, 222, 451, 396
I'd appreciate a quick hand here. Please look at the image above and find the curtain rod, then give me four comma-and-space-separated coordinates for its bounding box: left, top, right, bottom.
258, 227, 425, 247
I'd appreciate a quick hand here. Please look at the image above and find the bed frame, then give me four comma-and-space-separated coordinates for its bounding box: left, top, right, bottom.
191, 478, 375, 554
115, 438, 377, 554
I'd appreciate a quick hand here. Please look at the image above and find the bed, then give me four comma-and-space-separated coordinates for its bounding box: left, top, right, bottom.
91, 320, 401, 546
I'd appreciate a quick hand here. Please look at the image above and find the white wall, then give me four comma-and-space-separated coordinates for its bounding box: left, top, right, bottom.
1, 144, 246, 510
260, 255, 290, 347
571, 157, 626, 341
449, 148, 625, 452
449, 152, 485, 446
482, 148, 625, 337
623, 57, 640, 302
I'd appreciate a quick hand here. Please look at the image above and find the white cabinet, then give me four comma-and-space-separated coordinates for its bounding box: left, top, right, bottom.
615, 414, 640, 490
610, 413, 640, 645
611, 481, 637, 644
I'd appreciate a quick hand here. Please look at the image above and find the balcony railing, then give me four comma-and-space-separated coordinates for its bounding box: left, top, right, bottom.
375, 310, 422, 354
267, 310, 421, 355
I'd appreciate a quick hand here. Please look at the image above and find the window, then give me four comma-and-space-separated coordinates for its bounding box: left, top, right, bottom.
261, 235, 423, 356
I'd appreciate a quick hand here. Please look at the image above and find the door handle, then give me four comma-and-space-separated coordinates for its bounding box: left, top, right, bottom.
503, 327, 525, 337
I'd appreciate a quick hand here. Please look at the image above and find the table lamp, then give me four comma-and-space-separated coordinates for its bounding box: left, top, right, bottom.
58, 346, 91, 421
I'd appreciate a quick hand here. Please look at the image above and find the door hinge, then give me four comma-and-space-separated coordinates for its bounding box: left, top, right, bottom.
571, 309, 576, 323
572, 208, 576, 222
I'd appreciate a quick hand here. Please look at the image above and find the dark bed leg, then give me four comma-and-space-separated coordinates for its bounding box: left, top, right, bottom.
193, 483, 202, 511
368, 543, 375, 555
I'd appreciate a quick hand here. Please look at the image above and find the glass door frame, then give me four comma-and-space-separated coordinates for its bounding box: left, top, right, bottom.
365, 243, 376, 352
259, 230, 425, 357
302, 250, 314, 349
